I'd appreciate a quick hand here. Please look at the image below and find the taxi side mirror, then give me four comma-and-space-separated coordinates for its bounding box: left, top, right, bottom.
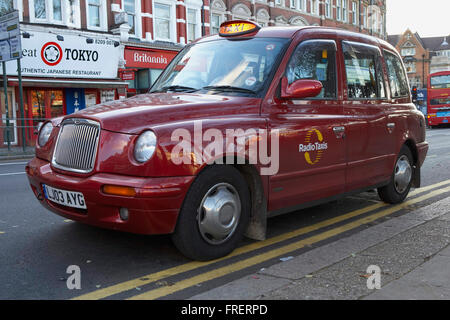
280, 77, 323, 99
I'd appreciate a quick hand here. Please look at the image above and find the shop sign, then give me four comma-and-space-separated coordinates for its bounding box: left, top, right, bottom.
5, 31, 120, 79
124, 48, 177, 69
120, 70, 135, 80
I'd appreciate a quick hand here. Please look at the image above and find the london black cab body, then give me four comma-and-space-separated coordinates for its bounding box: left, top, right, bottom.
27, 21, 428, 260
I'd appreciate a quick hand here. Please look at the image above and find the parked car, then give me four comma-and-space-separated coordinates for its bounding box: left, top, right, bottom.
26, 21, 428, 261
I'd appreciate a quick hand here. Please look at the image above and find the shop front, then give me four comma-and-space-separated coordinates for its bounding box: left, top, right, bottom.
2, 29, 127, 147
122, 46, 179, 96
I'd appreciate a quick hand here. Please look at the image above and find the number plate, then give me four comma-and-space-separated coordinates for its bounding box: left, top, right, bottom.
43, 184, 87, 209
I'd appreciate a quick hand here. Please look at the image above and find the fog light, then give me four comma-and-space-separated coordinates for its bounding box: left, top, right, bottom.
119, 207, 129, 221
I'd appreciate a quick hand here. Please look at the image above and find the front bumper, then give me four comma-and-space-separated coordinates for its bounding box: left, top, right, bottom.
26, 157, 194, 235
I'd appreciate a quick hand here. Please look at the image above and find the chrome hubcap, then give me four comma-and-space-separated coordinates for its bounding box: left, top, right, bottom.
197, 183, 241, 245
394, 155, 412, 194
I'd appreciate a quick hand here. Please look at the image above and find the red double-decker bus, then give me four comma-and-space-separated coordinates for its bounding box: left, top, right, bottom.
427, 71, 450, 127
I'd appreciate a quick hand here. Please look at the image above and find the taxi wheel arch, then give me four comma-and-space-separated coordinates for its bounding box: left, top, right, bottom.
171, 164, 252, 261
377, 144, 414, 204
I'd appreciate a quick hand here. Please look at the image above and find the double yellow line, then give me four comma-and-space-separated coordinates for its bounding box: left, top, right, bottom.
73, 179, 450, 300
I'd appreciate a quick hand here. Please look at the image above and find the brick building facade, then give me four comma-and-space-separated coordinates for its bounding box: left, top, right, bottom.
388, 30, 450, 89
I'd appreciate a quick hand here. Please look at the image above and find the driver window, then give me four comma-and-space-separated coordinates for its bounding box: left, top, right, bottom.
286, 39, 337, 99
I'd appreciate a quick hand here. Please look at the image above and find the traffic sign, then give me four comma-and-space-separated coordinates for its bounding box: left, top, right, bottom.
0, 10, 22, 62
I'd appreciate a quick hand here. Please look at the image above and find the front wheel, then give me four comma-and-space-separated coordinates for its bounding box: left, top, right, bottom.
377, 146, 414, 204
171, 165, 251, 261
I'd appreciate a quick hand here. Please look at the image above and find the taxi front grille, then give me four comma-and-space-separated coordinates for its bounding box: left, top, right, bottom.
52, 118, 101, 174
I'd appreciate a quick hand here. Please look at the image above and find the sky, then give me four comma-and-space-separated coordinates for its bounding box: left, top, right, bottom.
386, 0, 450, 37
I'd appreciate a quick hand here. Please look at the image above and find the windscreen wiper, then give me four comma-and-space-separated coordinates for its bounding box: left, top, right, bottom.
155, 85, 198, 93
202, 85, 256, 94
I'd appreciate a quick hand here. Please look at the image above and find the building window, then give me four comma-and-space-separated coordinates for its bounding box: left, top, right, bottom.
124, 0, 136, 34
342, 0, 347, 23
87, 0, 106, 30
154, 3, 171, 41
325, 0, 331, 18
310, 0, 318, 15
275, 0, 281, 5
0, 0, 14, 14
401, 48, 416, 56
187, 8, 199, 43
210, 13, 221, 35
404, 61, 416, 73
352, 1, 357, 25
336, 0, 341, 21
29, 0, 80, 27
362, 5, 367, 28
290, 0, 296, 9
34, 0, 46, 19
299, 0, 307, 11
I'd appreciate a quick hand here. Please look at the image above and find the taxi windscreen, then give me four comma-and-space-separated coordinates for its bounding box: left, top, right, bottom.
150, 38, 289, 96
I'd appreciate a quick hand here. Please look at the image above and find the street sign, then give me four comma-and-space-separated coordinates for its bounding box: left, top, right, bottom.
0, 10, 22, 62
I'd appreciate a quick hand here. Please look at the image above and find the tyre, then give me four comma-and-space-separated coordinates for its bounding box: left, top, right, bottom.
171, 165, 251, 261
377, 145, 414, 204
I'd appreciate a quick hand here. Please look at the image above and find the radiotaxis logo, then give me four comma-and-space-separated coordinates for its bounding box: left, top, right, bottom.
299, 129, 328, 165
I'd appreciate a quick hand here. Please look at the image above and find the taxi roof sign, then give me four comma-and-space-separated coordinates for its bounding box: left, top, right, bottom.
219, 20, 261, 37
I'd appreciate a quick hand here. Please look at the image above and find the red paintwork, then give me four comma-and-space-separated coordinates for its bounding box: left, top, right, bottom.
427, 71, 450, 126
26, 25, 428, 235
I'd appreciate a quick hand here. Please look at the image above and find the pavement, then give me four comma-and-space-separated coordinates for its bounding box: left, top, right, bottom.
0, 146, 34, 160
190, 196, 450, 300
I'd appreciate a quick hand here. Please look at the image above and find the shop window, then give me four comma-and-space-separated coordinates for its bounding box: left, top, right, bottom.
85, 91, 98, 107
31, 90, 46, 127
49, 90, 64, 118
150, 69, 163, 87
137, 69, 150, 92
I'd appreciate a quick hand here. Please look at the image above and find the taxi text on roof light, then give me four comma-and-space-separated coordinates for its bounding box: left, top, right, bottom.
219, 20, 261, 37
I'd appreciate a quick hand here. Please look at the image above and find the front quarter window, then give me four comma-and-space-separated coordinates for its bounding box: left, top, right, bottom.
151, 38, 288, 96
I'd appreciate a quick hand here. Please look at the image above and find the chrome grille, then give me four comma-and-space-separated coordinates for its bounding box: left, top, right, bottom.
52, 118, 101, 173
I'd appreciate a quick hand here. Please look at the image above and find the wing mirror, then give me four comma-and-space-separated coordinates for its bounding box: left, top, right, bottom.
280, 77, 323, 99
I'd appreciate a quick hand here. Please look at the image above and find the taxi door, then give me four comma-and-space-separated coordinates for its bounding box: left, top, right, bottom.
341, 40, 395, 191
266, 37, 347, 215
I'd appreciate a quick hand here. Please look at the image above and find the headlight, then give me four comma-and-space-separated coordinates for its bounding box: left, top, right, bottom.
38, 122, 53, 147
134, 130, 157, 163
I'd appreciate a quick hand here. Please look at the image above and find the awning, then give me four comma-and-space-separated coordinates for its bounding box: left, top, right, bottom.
6, 77, 129, 89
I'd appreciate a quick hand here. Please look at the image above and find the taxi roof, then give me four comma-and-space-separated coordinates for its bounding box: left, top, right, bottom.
195, 24, 398, 53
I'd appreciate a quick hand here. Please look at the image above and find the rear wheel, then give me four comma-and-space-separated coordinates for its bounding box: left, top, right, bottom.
377, 145, 414, 204
172, 165, 251, 261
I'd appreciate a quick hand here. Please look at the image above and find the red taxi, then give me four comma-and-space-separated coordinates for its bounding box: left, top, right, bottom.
26, 21, 428, 260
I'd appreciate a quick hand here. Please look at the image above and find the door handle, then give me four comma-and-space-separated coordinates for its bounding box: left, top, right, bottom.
387, 122, 395, 133
333, 126, 345, 138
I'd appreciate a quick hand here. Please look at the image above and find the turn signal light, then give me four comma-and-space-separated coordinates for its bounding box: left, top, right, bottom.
102, 185, 137, 197
427, 114, 437, 118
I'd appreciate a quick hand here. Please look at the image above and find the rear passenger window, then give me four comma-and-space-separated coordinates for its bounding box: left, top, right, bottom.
286, 39, 337, 99
343, 41, 386, 99
383, 50, 410, 98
